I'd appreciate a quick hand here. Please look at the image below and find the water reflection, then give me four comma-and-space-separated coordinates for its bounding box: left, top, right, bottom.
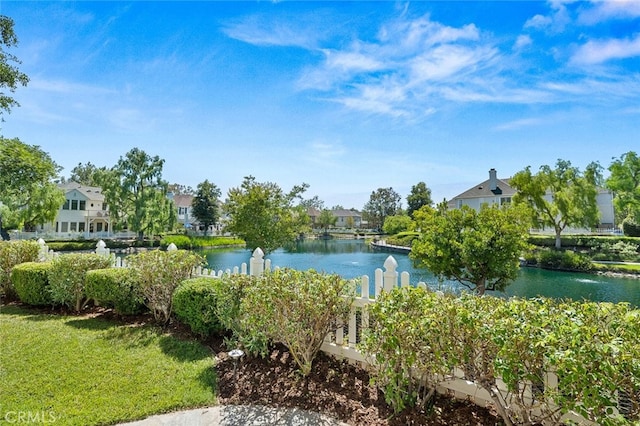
200, 239, 640, 307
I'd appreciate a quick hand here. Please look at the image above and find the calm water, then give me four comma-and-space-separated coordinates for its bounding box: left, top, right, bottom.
201, 239, 640, 307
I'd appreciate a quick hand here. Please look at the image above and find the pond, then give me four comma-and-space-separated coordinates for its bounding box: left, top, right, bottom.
201, 239, 640, 307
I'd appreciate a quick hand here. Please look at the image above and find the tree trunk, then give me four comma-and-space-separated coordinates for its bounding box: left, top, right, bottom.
555, 229, 562, 249
476, 278, 486, 296
137, 230, 144, 241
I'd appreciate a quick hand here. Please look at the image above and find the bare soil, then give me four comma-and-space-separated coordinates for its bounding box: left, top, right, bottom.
209, 336, 503, 425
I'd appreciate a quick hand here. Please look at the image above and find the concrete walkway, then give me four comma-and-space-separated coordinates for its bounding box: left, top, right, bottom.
118, 405, 349, 426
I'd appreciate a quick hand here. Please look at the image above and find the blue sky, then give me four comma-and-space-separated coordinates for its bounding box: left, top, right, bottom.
2, 1, 639, 209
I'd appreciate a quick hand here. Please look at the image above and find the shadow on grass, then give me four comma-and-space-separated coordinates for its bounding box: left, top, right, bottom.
0, 303, 60, 321
65, 317, 117, 331
198, 362, 218, 393
159, 335, 212, 362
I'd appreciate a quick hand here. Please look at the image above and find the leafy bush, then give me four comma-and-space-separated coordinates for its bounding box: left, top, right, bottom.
0, 240, 39, 297
361, 290, 640, 425
85, 268, 143, 315
160, 235, 244, 250
535, 249, 593, 271
11, 262, 53, 306
623, 218, 640, 237
361, 287, 450, 412
173, 277, 223, 337
382, 215, 414, 235
238, 268, 356, 375
48, 253, 112, 311
126, 249, 203, 323
384, 231, 420, 247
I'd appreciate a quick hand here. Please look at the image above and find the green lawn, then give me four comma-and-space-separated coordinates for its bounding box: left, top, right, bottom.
0, 305, 216, 426
593, 262, 640, 273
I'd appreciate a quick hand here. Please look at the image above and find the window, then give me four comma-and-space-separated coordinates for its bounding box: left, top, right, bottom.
97, 223, 103, 232
500, 197, 512, 205
71, 200, 78, 210
70, 222, 77, 232
62, 200, 70, 210
61, 222, 68, 232
79, 200, 86, 210
179, 207, 188, 215
79, 222, 85, 232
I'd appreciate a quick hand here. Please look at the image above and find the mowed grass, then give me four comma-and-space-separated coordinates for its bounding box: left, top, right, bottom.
0, 305, 216, 426
593, 262, 640, 272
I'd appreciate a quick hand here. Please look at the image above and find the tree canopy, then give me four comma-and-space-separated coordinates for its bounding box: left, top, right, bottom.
382, 214, 414, 235
0, 16, 29, 118
406, 182, 433, 218
362, 187, 401, 231
100, 148, 175, 240
411, 203, 530, 295
191, 180, 221, 235
510, 159, 601, 249
224, 176, 310, 253
0, 137, 64, 235
606, 151, 640, 224
316, 209, 337, 234
68, 162, 106, 187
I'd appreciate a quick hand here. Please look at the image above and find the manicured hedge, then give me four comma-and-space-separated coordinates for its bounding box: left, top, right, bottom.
173, 277, 223, 337
85, 268, 143, 315
11, 262, 53, 306
0, 240, 40, 297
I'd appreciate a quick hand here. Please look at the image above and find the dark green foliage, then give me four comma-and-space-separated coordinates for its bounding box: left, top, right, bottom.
173, 277, 223, 337
535, 249, 593, 271
0, 240, 39, 296
85, 268, 143, 315
48, 253, 113, 311
11, 261, 52, 305
623, 218, 640, 237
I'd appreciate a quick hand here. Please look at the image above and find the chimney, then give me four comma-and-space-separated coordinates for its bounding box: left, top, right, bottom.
489, 168, 497, 191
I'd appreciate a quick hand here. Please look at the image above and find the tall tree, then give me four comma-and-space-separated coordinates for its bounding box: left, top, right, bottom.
511, 159, 601, 249
224, 176, 310, 253
411, 203, 530, 295
316, 209, 337, 235
0, 16, 29, 118
191, 180, 221, 235
69, 162, 106, 186
0, 137, 64, 236
167, 183, 195, 196
406, 182, 433, 218
299, 195, 325, 211
362, 187, 401, 231
606, 151, 640, 224
100, 148, 174, 240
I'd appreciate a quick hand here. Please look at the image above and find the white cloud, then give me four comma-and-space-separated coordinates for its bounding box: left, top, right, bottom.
524, 2, 571, 33
571, 34, 640, 64
222, 15, 323, 49
514, 35, 533, 50
579, 0, 640, 24
494, 117, 544, 131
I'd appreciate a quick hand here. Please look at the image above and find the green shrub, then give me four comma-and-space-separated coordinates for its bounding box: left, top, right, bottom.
0, 240, 40, 297
238, 268, 356, 375
536, 249, 593, 271
126, 250, 204, 323
214, 273, 258, 346
85, 268, 143, 315
11, 262, 53, 306
160, 235, 193, 249
48, 253, 113, 312
160, 235, 245, 250
623, 218, 640, 237
173, 277, 223, 337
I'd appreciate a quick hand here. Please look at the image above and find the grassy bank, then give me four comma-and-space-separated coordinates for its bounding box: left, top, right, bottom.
0, 305, 216, 426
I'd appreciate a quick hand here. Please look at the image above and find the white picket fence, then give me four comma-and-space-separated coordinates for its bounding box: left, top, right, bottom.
34, 239, 612, 424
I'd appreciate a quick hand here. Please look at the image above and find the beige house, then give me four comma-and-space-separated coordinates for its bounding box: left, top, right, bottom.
307, 208, 362, 229
448, 168, 615, 230
40, 182, 111, 237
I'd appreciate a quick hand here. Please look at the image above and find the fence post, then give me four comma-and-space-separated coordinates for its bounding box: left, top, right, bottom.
250, 248, 264, 276
37, 238, 48, 261
95, 240, 110, 257
383, 255, 398, 292
167, 243, 178, 252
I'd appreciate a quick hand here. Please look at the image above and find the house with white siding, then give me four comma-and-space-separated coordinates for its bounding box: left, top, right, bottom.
448, 169, 615, 230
